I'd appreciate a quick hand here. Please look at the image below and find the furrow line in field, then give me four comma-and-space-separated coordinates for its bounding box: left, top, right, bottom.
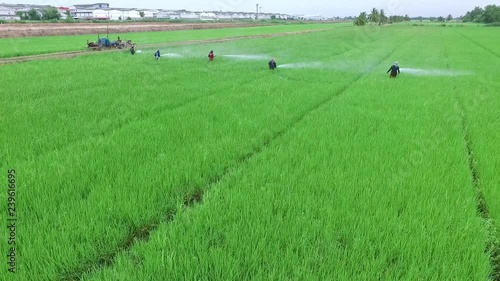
21, 29, 388, 167
60, 74, 363, 281
443, 33, 500, 279
0, 29, 332, 64
456, 99, 500, 280
61, 43, 403, 281
452, 29, 499, 59
60, 207, 177, 280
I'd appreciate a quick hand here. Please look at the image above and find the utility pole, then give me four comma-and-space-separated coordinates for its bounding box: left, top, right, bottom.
256, 4, 259, 20
106, 11, 109, 39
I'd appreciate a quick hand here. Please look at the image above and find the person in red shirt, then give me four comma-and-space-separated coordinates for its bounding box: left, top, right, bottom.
208, 50, 215, 61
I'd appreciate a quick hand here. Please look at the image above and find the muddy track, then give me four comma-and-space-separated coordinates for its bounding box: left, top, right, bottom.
0, 29, 329, 65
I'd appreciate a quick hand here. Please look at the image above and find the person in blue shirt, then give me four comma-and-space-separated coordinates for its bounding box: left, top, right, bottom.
154, 50, 161, 60
268, 57, 277, 70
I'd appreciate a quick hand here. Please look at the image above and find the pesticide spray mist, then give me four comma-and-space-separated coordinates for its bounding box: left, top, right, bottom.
222, 54, 270, 60
275, 63, 474, 76
400, 68, 473, 76
277, 62, 326, 69
161, 53, 183, 58
276, 61, 364, 72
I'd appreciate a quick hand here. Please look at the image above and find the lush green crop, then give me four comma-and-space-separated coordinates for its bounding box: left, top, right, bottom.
84, 25, 499, 281
0, 24, 498, 280
441, 26, 500, 277
0, 23, 345, 58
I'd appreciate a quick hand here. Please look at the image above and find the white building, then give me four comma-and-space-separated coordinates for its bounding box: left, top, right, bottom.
88, 8, 142, 20
74, 3, 109, 9
139, 9, 157, 18
217, 12, 233, 20
180, 11, 198, 20
91, 8, 111, 19
119, 9, 140, 20
200, 12, 216, 20
72, 9, 93, 20
232, 12, 254, 20
259, 13, 272, 20
0, 6, 20, 20
57, 7, 70, 19
155, 11, 171, 19
0, 2, 293, 21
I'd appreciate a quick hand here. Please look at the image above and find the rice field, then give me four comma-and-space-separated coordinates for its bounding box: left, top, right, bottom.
0, 23, 340, 58
0, 23, 499, 280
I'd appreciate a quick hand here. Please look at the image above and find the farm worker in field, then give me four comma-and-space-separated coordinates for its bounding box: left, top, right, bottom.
208, 50, 215, 61
155, 50, 161, 60
387, 61, 400, 78
130, 44, 136, 55
269, 57, 277, 70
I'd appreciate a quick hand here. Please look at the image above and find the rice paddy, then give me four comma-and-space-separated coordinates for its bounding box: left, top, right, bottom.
0, 23, 499, 280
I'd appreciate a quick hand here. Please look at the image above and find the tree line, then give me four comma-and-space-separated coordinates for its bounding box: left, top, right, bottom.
15, 8, 147, 21
16, 7, 62, 20
354, 5, 499, 25
462, 5, 500, 23
354, 8, 410, 26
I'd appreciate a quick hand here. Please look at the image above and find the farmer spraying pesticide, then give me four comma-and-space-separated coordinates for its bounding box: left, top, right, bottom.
154, 50, 161, 60
268, 57, 277, 70
387, 61, 400, 78
130, 44, 136, 55
208, 50, 215, 62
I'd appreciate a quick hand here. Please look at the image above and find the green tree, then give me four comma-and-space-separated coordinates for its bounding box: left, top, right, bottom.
379, 9, 387, 25
368, 8, 379, 24
462, 6, 484, 22
437, 16, 445, 22
64, 11, 75, 22
389, 15, 405, 23
446, 14, 453, 21
27, 8, 41, 20
42, 7, 61, 20
354, 12, 367, 26
483, 5, 500, 23
16, 11, 29, 20
139, 11, 145, 18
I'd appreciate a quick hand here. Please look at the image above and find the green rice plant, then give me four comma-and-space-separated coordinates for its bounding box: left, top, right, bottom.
0, 23, 347, 58
83, 26, 496, 280
0, 25, 400, 280
0, 25, 497, 281
438, 25, 500, 278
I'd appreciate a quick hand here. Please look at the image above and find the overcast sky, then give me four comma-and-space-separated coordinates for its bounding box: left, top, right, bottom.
2, 0, 498, 17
